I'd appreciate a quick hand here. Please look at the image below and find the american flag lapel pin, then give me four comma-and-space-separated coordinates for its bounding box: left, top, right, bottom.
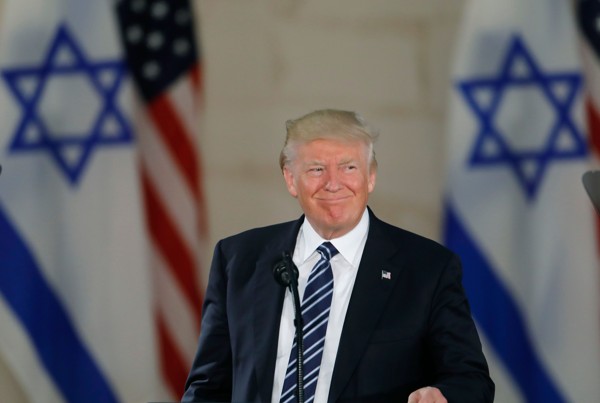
381, 270, 391, 280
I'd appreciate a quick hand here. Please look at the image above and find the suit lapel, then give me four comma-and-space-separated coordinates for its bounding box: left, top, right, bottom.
328, 211, 404, 403
253, 217, 303, 402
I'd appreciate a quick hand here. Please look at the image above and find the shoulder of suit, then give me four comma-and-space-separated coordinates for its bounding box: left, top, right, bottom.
373, 214, 455, 259
219, 218, 300, 247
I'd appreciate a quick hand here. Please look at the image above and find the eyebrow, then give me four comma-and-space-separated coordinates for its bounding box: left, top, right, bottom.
302, 160, 325, 167
302, 158, 358, 167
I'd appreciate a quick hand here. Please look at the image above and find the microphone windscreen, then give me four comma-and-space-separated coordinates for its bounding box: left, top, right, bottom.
583, 171, 600, 215
272, 251, 298, 287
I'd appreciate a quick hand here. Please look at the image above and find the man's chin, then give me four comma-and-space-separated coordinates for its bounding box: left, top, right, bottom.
322, 215, 358, 237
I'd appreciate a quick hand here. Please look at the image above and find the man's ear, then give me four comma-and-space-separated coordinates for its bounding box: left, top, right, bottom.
283, 166, 298, 197
368, 168, 377, 193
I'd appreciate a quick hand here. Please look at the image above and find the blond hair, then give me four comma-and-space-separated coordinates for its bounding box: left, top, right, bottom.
279, 109, 379, 171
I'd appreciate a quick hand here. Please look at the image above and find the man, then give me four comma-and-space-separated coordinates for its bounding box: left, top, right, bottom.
183, 109, 494, 402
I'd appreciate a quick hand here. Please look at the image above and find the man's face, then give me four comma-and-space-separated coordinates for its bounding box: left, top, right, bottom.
283, 138, 376, 239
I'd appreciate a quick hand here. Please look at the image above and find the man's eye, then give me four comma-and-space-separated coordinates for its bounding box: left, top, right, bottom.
308, 167, 324, 175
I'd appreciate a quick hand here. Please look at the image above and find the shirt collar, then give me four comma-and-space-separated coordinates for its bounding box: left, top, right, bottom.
300, 208, 370, 265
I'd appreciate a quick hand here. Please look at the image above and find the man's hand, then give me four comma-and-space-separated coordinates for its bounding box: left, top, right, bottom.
407, 386, 447, 403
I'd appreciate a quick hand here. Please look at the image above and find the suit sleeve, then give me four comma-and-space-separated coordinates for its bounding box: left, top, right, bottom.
428, 254, 495, 402
182, 241, 233, 402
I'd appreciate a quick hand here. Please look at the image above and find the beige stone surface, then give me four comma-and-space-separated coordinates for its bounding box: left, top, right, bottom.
195, 0, 467, 248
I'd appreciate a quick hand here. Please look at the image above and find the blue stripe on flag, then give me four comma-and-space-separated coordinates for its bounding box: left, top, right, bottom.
444, 203, 566, 403
0, 206, 118, 403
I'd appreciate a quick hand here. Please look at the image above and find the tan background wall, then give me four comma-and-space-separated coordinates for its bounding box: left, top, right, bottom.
0, 0, 465, 400
198, 0, 464, 244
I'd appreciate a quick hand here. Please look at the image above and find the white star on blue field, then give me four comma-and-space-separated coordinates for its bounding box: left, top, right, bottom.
2, 24, 133, 185
457, 35, 586, 201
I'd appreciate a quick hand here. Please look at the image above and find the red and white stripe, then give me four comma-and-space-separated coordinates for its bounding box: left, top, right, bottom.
579, 25, 600, 254
580, 27, 600, 149
135, 63, 207, 398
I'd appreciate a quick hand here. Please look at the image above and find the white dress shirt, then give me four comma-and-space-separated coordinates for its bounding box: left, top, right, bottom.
271, 209, 370, 403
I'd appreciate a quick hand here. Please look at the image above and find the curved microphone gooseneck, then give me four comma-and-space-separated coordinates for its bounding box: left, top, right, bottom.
273, 251, 304, 403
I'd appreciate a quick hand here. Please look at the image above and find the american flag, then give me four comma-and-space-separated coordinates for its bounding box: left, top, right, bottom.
116, 0, 207, 397
577, 1, 600, 158
577, 0, 600, 253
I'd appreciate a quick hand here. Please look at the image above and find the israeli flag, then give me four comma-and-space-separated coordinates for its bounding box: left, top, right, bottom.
0, 0, 165, 401
443, 0, 600, 401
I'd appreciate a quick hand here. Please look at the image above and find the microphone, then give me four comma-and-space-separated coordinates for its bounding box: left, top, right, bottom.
272, 251, 305, 403
583, 171, 600, 215
273, 251, 299, 287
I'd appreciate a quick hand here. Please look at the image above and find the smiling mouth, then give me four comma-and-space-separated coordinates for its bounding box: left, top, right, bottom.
318, 196, 351, 203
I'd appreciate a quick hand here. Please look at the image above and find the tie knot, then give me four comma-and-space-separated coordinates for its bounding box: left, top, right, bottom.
317, 241, 339, 261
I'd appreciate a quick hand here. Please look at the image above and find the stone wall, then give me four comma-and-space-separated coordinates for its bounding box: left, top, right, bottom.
197, 0, 464, 247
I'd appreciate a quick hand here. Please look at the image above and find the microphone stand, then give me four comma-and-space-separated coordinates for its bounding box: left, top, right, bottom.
273, 252, 304, 403
288, 261, 304, 403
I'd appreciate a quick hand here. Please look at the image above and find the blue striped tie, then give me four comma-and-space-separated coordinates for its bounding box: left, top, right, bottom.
280, 242, 338, 403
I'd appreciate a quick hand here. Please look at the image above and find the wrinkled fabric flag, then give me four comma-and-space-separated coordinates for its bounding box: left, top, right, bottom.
443, 0, 600, 401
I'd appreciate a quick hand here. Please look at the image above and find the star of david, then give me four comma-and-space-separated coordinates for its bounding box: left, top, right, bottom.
457, 35, 586, 200
2, 24, 133, 185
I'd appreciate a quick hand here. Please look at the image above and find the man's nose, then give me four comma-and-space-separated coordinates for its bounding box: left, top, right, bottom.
324, 170, 342, 191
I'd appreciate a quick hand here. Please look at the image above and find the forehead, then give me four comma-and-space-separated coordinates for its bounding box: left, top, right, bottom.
296, 138, 368, 159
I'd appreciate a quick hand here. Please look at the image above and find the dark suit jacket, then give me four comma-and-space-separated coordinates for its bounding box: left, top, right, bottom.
182, 208, 494, 402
